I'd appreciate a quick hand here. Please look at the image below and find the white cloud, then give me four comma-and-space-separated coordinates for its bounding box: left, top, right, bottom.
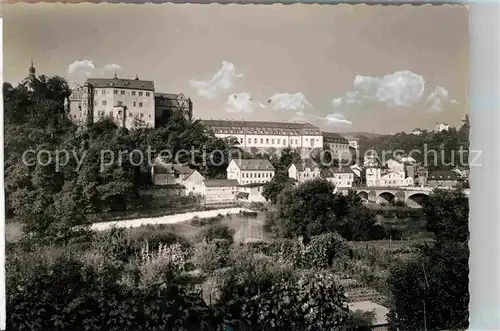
189, 61, 243, 99
332, 70, 458, 113
289, 111, 353, 127
67, 60, 122, 84
103, 63, 122, 72
333, 70, 426, 109
226, 92, 254, 113
68, 60, 96, 75
426, 86, 459, 112
325, 113, 353, 125
267, 92, 313, 111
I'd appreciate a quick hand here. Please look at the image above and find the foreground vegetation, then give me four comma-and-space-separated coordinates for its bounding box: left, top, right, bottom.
4, 74, 469, 330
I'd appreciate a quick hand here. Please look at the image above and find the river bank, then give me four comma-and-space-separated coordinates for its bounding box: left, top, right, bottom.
90, 207, 253, 231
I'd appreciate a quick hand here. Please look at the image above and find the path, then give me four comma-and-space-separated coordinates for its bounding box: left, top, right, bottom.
90, 207, 252, 231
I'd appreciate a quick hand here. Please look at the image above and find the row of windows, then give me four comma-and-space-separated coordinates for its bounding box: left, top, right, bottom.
241, 172, 273, 179
300, 172, 352, 180
328, 143, 349, 149
217, 129, 310, 136
334, 181, 352, 186
94, 89, 151, 97
96, 110, 151, 119
236, 137, 319, 145
93, 100, 145, 107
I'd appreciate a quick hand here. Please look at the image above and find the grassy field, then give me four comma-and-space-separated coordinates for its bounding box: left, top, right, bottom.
220, 213, 269, 244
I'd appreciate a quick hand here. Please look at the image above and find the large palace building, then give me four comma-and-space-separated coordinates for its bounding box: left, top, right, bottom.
67, 74, 193, 129
201, 119, 351, 156
201, 119, 324, 149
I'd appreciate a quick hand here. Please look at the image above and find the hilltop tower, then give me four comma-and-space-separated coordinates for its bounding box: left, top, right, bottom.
20, 60, 40, 92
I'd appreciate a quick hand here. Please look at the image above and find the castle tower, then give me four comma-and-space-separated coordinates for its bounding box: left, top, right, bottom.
82, 82, 94, 125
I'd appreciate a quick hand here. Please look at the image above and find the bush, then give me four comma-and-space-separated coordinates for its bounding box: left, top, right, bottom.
198, 224, 235, 244
192, 239, 233, 274
7, 245, 212, 331
215, 269, 351, 330
279, 233, 349, 269
127, 224, 192, 251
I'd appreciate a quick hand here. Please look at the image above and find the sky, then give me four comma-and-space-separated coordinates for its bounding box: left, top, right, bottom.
3, 4, 469, 134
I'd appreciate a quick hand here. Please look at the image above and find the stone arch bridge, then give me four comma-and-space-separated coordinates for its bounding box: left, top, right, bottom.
354, 187, 434, 208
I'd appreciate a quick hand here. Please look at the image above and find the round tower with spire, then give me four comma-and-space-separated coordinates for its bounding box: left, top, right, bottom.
29, 60, 36, 77
21, 60, 39, 92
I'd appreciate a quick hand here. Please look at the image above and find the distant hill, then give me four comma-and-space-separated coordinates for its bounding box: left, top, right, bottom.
339, 132, 388, 139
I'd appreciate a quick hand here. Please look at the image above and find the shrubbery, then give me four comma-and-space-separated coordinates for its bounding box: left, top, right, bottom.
192, 239, 233, 274
279, 233, 349, 269
7, 246, 211, 331
198, 224, 235, 244
215, 268, 351, 330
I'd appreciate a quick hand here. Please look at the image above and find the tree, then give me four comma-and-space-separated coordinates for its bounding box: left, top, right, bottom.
4, 72, 248, 243
423, 188, 469, 243
262, 172, 294, 204
387, 241, 469, 331
387, 187, 469, 330
275, 178, 338, 239
269, 146, 302, 175
273, 180, 377, 241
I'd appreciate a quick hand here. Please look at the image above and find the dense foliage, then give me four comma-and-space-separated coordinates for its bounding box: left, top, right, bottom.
4, 76, 240, 241
357, 117, 470, 171
387, 188, 469, 330
5, 73, 470, 331
272, 179, 377, 241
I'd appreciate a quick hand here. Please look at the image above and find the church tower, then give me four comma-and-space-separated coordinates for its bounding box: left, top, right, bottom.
21, 60, 39, 92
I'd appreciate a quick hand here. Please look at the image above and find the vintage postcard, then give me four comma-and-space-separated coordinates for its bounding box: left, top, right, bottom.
2, 3, 469, 330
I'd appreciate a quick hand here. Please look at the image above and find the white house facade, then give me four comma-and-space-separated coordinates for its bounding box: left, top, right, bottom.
151, 162, 205, 196
227, 158, 275, 185
329, 167, 355, 189
288, 160, 322, 184
201, 179, 240, 205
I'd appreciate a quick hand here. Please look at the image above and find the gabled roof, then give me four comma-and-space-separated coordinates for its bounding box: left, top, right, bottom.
86, 77, 155, 91
154, 92, 183, 99
240, 182, 266, 188
232, 158, 275, 171
322, 132, 349, 144
200, 120, 321, 136
152, 162, 196, 179
201, 119, 317, 130
203, 179, 240, 187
